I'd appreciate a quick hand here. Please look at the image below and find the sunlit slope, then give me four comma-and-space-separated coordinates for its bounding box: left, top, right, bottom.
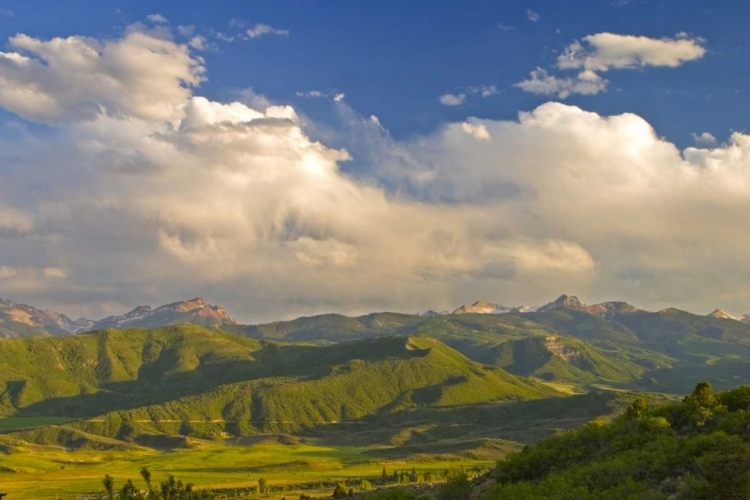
71, 336, 557, 439
243, 312, 660, 384
0, 326, 262, 416
489, 336, 645, 383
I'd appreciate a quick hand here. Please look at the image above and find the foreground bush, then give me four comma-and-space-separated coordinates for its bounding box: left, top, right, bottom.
484, 382, 750, 500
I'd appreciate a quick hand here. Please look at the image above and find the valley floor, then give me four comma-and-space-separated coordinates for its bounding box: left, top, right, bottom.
0, 439, 493, 500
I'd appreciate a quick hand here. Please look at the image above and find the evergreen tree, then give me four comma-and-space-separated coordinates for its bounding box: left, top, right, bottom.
625, 398, 648, 418
102, 474, 115, 500
687, 381, 718, 408
332, 482, 348, 498
437, 468, 471, 500
140, 467, 153, 498
258, 477, 269, 495
119, 479, 139, 500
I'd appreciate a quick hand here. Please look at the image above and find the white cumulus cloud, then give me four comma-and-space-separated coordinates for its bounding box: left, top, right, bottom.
246, 23, 289, 39
460, 122, 491, 140
0, 26, 748, 320
693, 131, 717, 146
439, 93, 466, 106
146, 14, 169, 24
515, 68, 608, 98
557, 32, 706, 71
517, 32, 705, 98
0, 31, 204, 123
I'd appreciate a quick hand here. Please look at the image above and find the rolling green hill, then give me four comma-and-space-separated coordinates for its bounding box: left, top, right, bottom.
9, 294, 750, 392
0, 327, 559, 447
487, 336, 645, 383
69, 336, 557, 441
610, 309, 750, 358
0, 325, 264, 417
242, 312, 663, 386
242, 312, 423, 342
241, 306, 750, 391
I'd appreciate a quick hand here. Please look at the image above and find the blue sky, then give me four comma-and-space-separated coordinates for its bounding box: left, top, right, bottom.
1, 0, 750, 321
1, 0, 746, 145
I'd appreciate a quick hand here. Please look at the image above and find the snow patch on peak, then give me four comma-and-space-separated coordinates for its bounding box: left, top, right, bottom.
708, 309, 739, 321
452, 301, 514, 315
537, 294, 585, 313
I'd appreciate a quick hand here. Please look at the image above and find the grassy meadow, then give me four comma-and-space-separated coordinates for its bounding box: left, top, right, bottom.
0, 438, 492, 499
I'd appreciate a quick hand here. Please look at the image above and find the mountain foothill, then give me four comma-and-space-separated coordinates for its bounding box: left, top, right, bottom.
0, 293, 748, 459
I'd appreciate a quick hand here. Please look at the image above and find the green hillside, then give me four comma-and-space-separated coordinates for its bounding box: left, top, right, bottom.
313, 390, 674, 452
243, 312, 423, 342
0, 325, 264, 417
523, 309, 642, 345
243, 312, 661, 387
0, 327, 558, 447
69, 336, 556, 441
241, 307, 750, 392
488, 336, 645, 383
610, 309, 750, 359
480, 383, 750, 500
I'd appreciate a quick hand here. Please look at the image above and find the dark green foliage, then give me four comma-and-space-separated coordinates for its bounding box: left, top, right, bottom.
332, 482, 352, 498
119, 479, 139, 499
437, 468, 471, 500
625, 398, 648, 418
159, 474, 198, 500
358, 490, 417, 500
483, 383, 750, 500
103, 474, 114, 500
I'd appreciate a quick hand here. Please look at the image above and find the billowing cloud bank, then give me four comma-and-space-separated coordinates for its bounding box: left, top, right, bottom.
0, 28, 747, 319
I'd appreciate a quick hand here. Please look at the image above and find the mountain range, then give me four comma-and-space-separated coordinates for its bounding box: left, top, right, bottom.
4, 294, 750, 393
3, 293, 750, 340
0, 292, 748, 459
0, 297, 237, 337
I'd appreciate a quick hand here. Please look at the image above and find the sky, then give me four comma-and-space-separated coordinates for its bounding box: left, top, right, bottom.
1, 0, 750, 322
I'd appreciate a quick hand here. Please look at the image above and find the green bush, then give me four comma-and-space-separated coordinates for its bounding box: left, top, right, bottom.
437, 468, 471, 500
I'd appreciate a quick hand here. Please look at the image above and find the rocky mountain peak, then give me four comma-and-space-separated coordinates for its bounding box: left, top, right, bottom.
584, 301, 640, 318
159, 297, 209, 312
538, 294, 585, 313
708, 309, 737, 320
451, 301, 516, 315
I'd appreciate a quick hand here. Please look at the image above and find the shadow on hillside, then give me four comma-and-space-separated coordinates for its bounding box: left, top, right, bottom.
304, 391, 642, 449
12, 336, 430, 420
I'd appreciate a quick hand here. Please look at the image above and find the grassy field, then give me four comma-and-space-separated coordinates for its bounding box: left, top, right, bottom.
0, 439, 493, 499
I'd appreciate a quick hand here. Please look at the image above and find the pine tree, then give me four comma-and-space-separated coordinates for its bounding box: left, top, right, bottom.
102, 474, 115, 500
140, 467, 153, 498
259, 477, 269, 494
